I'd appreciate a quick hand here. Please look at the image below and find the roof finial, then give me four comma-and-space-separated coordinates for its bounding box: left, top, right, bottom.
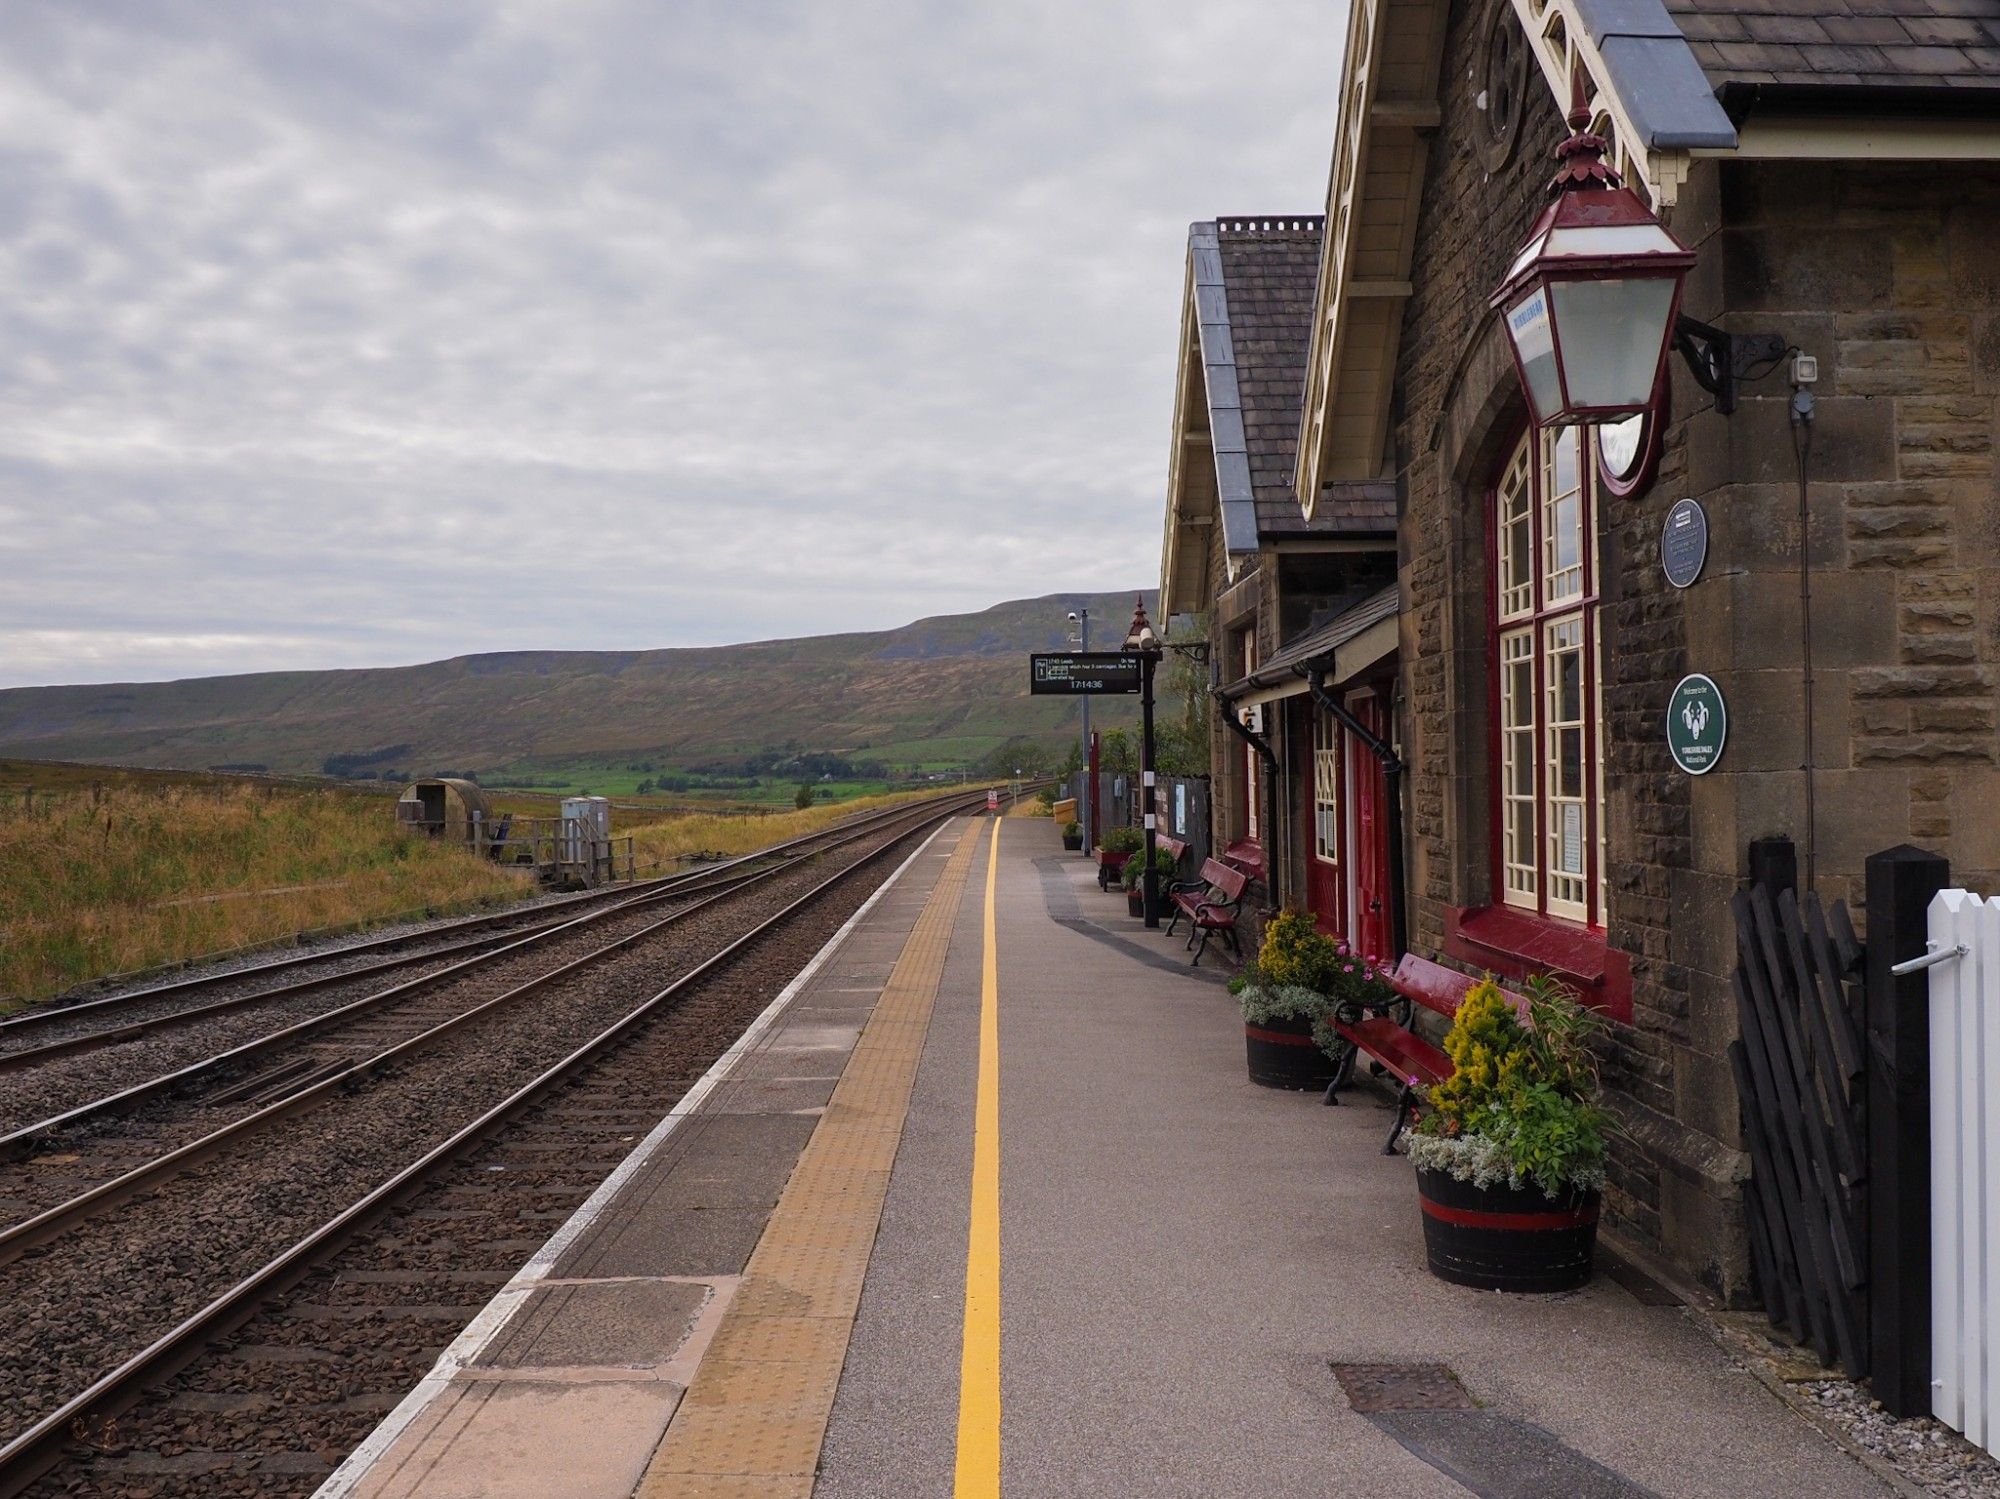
1548, 67, 1621, 195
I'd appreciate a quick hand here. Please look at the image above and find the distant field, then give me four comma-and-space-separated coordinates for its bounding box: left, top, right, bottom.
0, 758, 997, 1008
0, 761, 528, 1007
479, 751, 992, 807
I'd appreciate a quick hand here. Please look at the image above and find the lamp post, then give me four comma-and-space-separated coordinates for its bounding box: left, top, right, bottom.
1124, 598, 1162, 927
1067, 608, 1091, 850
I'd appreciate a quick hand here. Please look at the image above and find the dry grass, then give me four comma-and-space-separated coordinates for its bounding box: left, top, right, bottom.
625, 785, 986, 871
0, 764, 998, 1010
0, 779, 529, 1008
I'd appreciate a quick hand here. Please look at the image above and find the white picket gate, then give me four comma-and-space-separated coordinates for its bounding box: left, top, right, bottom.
1924, 888, 2000, 1449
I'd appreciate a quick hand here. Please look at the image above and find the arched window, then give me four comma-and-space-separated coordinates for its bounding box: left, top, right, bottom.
1492, 426, 1605, 926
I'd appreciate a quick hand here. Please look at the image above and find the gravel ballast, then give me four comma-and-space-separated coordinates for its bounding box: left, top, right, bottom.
0, 807, 957, 1477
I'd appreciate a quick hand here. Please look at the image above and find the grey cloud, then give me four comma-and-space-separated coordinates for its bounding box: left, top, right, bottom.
0, 0, 1340, 687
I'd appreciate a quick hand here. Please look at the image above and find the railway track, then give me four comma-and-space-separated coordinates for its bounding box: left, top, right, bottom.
0, 794, 991, 1148
0, 791, 963, 1065
0, 786, 1000, 1497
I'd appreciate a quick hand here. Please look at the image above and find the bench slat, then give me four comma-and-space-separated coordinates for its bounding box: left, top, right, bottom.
1335, 1015, 1451, 1088
1389, 953, 1529, 1023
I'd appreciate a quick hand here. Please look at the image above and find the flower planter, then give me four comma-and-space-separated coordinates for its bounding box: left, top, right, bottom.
1415, 1167, 1598, 1293
1097, 850, 1131, 890
1062, 833, 1083, 852
1243, 1013, 1336, 1090
1126, 887, 1146, 918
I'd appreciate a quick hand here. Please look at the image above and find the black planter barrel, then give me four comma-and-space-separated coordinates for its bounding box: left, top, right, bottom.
1416, 1167, 1598, 1293
1244, 1014, 1334, 1090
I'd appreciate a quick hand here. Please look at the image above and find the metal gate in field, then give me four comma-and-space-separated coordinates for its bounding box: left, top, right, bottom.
1922, 888, 2000, 1452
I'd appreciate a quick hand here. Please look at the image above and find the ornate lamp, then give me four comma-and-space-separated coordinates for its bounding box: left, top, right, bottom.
1123, 599, 1160, 654
1489, 103, 1695, 427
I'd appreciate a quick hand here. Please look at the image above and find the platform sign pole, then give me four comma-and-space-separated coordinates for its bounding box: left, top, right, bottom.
1141, 648, 1160, 928
1078, 610, 1092, 851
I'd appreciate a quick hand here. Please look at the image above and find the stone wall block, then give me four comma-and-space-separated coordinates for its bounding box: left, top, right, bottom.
1669, 866, 1739, 981
1703, 482, 1848, 573
1675, 1043, 1743, 1148
1815, 769, 1919, 869
1946, 205, 2000, 306
1720, 226, 1894, 314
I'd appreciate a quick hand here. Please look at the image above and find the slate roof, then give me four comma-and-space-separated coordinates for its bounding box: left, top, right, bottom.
1189, 216, 1392, 548
1211, 219, 1325, 538
1664, 0, 2000, 95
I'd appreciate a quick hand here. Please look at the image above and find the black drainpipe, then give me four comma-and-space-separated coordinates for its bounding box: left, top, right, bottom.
1304, 667, 1409, 961
1213, 684, 1284, 909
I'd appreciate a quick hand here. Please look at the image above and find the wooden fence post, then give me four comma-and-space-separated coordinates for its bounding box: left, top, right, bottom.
1750, 835, 1797, 898
1867, 843, 1951, 1417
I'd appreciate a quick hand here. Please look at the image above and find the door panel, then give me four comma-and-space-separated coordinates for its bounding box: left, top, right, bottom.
1304, 703, 1342, 936
1348, 691, 1394, 963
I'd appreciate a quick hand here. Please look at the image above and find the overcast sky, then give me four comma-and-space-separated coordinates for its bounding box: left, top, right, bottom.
0, 2, 1342, 688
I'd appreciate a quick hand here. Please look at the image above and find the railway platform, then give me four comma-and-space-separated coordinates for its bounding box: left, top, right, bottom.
317, 815, 1899, 1498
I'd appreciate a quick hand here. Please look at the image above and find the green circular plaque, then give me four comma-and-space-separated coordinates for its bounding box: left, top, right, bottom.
1667, 673, 1727, 775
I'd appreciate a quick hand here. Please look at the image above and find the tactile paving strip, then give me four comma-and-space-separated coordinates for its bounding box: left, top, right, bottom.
636, 820, 983, 1496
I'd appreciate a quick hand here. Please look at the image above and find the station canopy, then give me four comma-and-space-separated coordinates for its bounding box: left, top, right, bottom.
1224, 583, 1399, 710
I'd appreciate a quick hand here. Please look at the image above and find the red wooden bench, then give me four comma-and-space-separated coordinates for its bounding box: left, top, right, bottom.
1325, 954, 1529, 1154
1163, 858, 1251, 967
1220, 839, 1266, 881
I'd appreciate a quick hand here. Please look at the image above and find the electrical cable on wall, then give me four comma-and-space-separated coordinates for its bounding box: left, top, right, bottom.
1790, 355, 1819, 888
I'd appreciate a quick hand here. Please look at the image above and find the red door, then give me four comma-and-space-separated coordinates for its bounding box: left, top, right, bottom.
1347, 691, 1394, 963
1303, 704, 1343, 936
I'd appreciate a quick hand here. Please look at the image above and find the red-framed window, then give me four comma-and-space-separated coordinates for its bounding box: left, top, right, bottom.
1489, 425, 1606, 929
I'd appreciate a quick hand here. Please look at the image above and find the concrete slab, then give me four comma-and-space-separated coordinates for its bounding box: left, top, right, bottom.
348, 1379, 682, 1499
476, 1281, 710, 1370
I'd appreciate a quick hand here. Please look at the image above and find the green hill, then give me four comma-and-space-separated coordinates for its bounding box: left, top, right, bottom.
0, 591, 1153, 782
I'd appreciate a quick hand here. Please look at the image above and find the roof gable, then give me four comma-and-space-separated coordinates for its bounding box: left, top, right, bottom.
1162, 216, 1390, 617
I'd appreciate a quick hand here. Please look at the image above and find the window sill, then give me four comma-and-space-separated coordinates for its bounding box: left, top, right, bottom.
1442, 905, 1633, 1024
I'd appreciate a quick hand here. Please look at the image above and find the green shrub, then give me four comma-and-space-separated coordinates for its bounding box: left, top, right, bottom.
1239, 982, 1329, 1027
1405, 975, 1608, 1197
1098, 825, 1142, 855
1062, 820, 1080, 837
1119, 846, 1178, 890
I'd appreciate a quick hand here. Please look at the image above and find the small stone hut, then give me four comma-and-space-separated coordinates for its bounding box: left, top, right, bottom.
395, 777, 493, 843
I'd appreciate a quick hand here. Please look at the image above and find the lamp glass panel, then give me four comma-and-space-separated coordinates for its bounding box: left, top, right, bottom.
1540, 223, 1684, 259
1547, 276, 1677, 410
1502, 285, 1563, 423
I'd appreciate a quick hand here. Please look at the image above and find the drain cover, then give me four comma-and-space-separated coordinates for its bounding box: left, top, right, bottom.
1332, 1362, 1477, 1413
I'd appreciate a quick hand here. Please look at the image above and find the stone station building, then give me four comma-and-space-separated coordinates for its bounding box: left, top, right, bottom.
1163, 0, 2000, 1297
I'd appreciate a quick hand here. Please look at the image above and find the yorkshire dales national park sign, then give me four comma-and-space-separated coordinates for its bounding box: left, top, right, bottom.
1667, 673, 1727, 775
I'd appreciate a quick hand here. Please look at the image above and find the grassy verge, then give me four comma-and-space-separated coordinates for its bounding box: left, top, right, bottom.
0, 778, 530, 1008
0, 761, 1001, 1010
624, 784, 991, 872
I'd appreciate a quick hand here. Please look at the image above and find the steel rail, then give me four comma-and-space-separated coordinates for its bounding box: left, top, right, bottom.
0, 788, 979, 1042
0, 790, 987, 1163
0, 813, 888, 1076
0, 792, 981, 1498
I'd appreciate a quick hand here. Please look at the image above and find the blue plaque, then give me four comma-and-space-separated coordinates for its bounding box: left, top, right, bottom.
1662, 498, 1708, 589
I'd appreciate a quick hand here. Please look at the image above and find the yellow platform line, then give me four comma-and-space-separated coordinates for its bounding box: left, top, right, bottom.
953, 820, 1002, 1496
636, 819, 983, 1499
